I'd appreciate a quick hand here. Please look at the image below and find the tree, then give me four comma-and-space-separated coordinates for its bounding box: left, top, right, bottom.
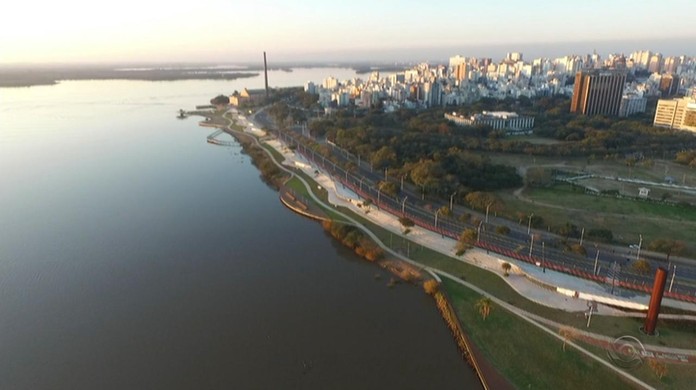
475, 297, 493, 320
525, 167, 553, 187
648, 239, 685, 262
464, 191, 504, 213
632, 259, 652, 275
648, 359, 668, 379
495, 225, 510, 235
398, 217, 414, 228
423, 279, 439, 295
559, 327, 577, 352
501, 262, 512, 277
587, 228, 613, 243
438, 205, 452, 217
378, 181, 398, 197
455, 228, 477, 255
370, 146, 397, 170
210, 94, 230, 105
568, 244, 587, 256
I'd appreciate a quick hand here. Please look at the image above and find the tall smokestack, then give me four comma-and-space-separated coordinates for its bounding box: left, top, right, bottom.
263, 51, 269, 99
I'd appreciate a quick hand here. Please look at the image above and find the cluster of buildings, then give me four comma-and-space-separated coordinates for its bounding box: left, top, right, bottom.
306, 51, 695, 111
303, 50, 696, 133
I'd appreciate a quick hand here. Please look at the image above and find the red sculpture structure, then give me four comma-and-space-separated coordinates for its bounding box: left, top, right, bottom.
644, 267, 668, 335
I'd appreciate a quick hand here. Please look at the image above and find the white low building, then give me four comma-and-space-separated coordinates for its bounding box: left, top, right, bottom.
445, 111, 535, 134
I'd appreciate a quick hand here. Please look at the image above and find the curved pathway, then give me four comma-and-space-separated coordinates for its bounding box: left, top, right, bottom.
220, 109, 663, 389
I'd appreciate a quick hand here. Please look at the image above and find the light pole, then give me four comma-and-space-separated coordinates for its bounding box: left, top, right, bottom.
377, 186, 382, 209
579, 227, 585, 246
449, 191, 457, 211
485, 202, 493, 224
400, 174, 406, 192
593, 245, 600, 276
477, 220, 483, 243
529, 234, 535, 257
359, 177, 364, 192
420, 184, 425, 200
542, 241, 546, 273
401, 196, 408, 215
636, 234, 643, 262
434, 209, 442, 229
669, 265, 677, 292
527, 213, 534, 235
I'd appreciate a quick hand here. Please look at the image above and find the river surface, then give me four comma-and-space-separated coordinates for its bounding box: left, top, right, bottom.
0, 69, 479, 389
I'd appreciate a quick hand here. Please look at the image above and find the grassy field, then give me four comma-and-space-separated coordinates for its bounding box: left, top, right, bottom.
527, 184, 696, 222
339, 209, 696, 349
498, 184, 696, 255
441, 278, 636, 389
578, 339, 696, 389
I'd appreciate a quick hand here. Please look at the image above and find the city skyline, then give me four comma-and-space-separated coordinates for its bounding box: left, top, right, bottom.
1, 0, 695, 64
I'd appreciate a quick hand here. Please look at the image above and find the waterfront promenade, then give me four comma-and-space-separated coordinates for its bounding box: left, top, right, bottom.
213, 107, 696, 389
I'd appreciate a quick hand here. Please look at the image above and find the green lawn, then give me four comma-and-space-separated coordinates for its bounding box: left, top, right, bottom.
441, 278, 636, 389
578, 339, 696, 389
527, 184, 696, 222
498, 189, 696, 253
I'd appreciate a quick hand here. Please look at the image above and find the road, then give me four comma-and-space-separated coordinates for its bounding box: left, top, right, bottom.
254, 107, 696, 302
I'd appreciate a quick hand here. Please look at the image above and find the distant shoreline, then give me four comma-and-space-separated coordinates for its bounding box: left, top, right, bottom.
0, 69, 259, 88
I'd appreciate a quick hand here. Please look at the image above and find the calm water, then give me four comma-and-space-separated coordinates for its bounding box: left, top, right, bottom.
0, 70, 478, 389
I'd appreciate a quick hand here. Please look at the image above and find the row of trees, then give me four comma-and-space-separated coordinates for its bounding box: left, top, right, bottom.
321, 220, 383, 262
305, 95, 696, 161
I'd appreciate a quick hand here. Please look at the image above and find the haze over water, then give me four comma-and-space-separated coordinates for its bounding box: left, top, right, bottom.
0, 70, 478, 388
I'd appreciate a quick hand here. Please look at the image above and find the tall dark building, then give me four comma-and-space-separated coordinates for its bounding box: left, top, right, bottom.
570, 70, 626, 116
659, 74, 680, 97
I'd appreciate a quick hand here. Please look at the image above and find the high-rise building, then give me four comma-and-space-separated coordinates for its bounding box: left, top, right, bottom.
506, 52, 523, 62
654, 97, 696, 132
618, 93, 647, 117
570, 70, 627, 116
648, 54, 663, 73
630, 50, 652, 69
663, 56, 682, 74
659, 74, 680, 97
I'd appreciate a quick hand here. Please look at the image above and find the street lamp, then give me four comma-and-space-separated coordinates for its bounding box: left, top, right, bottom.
401, 196, 408, 215
449, 191, 457, 211
434, 208, 441, 229
377, 185, 383, 209
527, 213, 534, 235
400, 174, 406, 192
593, 245, 600, 276
542, 241, 546, 273
529, 234, 535, 257
485, 202, 493, 224
477, 220, 483, 243
636, 234, 643, 262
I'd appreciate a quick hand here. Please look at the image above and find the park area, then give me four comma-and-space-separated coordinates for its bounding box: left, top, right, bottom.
484, 152, 696, 256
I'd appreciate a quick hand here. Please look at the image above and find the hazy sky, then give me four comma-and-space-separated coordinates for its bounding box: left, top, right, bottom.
1, 0, 695, 64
